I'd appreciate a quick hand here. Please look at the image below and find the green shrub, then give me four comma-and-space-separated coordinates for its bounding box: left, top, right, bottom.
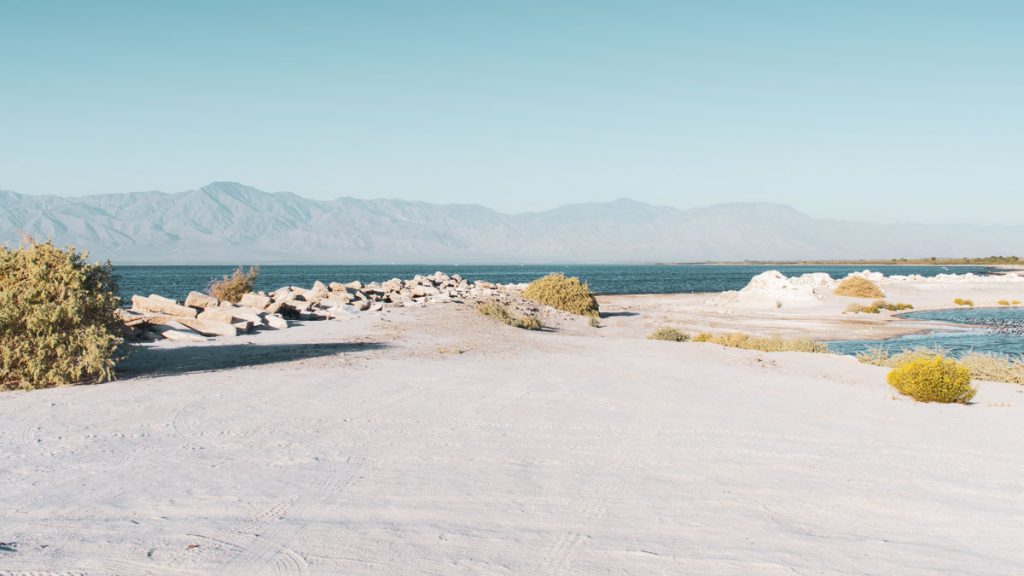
522, 273, 599, 316
209, 266, 259, 303
887, 356, 976, 403
692, 332, 827, 353
834, 276, 884, 298
477, 302, 542, 330
647, 327, 689, 342
846, 300, 914, 314
953, 298, 974, 307
1, 240, 124, 390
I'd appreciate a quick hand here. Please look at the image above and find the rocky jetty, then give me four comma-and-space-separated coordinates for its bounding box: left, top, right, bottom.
121, 272, 525, 342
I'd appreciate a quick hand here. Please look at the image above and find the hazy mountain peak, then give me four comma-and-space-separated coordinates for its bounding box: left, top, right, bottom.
1, 183, 1021, 264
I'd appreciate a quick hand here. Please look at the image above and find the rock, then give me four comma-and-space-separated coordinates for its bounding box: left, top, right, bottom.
369, 302, 384, 312
265, 314, 289, 329
320, 292, 352, 306
185, 291, 220, 309
356, 299, 372, 312
131, 295, 198, 318
178, 318, 238, 337
197, 308, 235, 324
150, 322, 206, 342
232, 320, 253, 333
266, 301, 300, 319
239, 292, 272, 310
283, 299, 313, 312
411, 285, 441, 297
382, 278, 404, 292
345, 280, 364, 290
305, 280, 329, 301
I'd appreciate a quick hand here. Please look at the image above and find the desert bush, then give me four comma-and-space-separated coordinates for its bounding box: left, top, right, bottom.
522, 273, 599, 316
1, 240, 124, 390
588, 315, 600, 328
886, 356, 976, 404
692, 332, 827, 353
477, 302, 542, 330
953, 298, 974, 307
1014, 300, 1022, 305
997, 300, 1010, 306
846, 300, 914, 314
209, 266, 259, 303
859, 347, 1024, 386
647, 327, 689, 342
958, 353, 1024, 385
834, 276, 884, 299
856, 347, 943, 367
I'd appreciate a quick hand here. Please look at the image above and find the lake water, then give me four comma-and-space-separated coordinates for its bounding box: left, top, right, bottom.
113, 264, 999, 301
828, 307, 1024, 358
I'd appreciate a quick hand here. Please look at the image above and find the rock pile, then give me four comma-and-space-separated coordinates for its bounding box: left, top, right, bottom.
122, 272, 521, 342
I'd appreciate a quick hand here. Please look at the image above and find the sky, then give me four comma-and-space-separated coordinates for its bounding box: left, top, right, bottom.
1, 0, 1022, 223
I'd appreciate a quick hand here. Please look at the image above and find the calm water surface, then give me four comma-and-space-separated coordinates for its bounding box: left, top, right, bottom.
828, 307, 1024, 357
114, 264, 998, 301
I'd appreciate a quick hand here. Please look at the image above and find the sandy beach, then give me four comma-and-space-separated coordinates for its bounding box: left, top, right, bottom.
2, 271, 1024, 575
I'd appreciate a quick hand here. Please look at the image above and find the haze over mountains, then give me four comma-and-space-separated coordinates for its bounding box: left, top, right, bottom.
1, 182, 1021, 264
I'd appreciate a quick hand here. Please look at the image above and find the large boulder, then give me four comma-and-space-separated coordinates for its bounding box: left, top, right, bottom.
239, 292, 272, 310
185, 291, 220, 309
131, 294, 198, 318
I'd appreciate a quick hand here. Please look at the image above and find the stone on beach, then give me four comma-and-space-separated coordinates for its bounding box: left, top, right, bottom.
131, 294, 198, 318
184, 291, 220, 309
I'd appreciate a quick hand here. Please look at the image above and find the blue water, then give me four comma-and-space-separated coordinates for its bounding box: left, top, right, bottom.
112, 264, 999, 302
828, 307, 1024, 358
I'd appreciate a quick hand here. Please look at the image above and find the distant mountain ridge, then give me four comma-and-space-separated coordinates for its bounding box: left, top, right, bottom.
1, 182, 1022, 264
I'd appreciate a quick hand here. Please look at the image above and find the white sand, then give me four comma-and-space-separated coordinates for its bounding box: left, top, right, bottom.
2, 295, 1023, 575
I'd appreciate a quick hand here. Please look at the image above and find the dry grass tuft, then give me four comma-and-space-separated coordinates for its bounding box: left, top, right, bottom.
845, 300, 914, 314
857, 347, 1024, 386
692, 332, 827, 353
647, 327, 689, 342
209, 266, 259, 303
477, 302, 543, 330
953, 297, 974, 307
834, 276, 884, 298
522, 273, 599, 316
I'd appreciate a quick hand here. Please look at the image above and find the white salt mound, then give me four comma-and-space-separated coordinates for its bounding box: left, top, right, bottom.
707, 271, 836, 310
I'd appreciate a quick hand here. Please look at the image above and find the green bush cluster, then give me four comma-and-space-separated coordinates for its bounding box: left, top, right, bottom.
1, 240, 124, 390
209, 266, 259, 303
522, 273, 599, 316
845, 300, 914, 314
647, 327, 689, 342
886, 356, 976, 404
692, 332, 827, 353
477, 302, 542, 330
953, 298, 974, 307
834, 276, 884, 298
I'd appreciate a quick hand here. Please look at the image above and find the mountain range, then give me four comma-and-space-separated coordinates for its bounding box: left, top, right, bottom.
1, 182, 1021, 264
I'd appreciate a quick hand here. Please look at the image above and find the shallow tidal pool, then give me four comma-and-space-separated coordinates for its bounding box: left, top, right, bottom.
828, 307, 1024, 358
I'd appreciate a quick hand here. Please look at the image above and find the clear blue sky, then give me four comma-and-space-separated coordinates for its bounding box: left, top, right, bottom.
1, 1, 1021, 223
